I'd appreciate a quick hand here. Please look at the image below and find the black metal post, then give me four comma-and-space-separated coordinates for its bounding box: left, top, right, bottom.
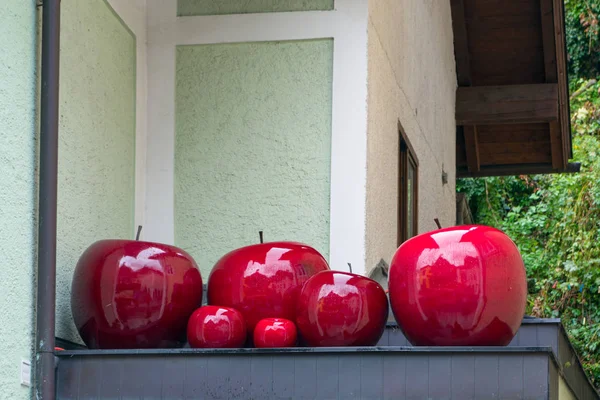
36, 0, 60, 398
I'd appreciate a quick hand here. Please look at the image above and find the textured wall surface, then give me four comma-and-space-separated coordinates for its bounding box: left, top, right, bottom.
177, 0, 334, 16
175, 40, 333, 277
0, 2, 37, 397
56, 0, 136, 343
365, 0, 457, 273
559, 376, 577, 400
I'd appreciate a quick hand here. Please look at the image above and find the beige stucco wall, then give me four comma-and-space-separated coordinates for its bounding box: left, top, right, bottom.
365, 0, 457, 273
559, 376, 576, 400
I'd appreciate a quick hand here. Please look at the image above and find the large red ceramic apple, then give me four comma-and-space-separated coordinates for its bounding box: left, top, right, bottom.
187, 306, 246, 348
207, 238, 329, 333
388, 224, 527, 346
296, 270, 389, 347
71, 239, 203, 349
253, 318, 297, 348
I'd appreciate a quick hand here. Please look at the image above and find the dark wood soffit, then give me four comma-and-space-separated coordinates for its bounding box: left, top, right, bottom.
451, 0, 471, 86
450, 0, 573, 177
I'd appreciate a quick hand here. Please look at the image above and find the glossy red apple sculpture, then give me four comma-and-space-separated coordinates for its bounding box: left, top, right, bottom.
187, 306, 247, 348
253, 318, 297, 348
71, 240, 203, 349
207, 241, 329, 333
296, 270, 389, 347
389, 225, 527, 346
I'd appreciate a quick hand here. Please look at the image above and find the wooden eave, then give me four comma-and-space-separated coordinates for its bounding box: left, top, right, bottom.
451, 0, 577, 178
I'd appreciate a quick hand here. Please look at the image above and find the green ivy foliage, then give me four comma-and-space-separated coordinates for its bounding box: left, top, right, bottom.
565, 0, 600, 79
457, 79, 600, 386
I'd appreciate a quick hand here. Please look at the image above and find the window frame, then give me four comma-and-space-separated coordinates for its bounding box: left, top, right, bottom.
397, 120, 419, 246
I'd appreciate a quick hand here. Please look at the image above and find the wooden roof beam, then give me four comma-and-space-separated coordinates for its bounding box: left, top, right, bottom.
541, 0, 568, 170
457, 162, 581, 178
456, 84, 559, 125
450, 0, 471, 86
549, 121, 565, 169
553, 0, 572, 163
540, 0, 558, 82
463, 126, 480, 173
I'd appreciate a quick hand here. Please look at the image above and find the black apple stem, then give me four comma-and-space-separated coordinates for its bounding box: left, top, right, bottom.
434, 218, 442, 229
347, 263, 353, 274
136, 225, 142, 241
259, 231, 264, 244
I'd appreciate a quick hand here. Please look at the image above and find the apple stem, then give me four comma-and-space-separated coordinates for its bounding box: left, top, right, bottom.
347, 263, 353, 274
259, 231, 264, 244
136, 225, 142, 241
434, 218, 442, 229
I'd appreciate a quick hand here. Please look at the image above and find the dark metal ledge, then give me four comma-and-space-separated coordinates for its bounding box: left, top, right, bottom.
55, 318, 599, 400
379, 318, 598, 400
56, 346, 558, 400
57, 345, 554, 357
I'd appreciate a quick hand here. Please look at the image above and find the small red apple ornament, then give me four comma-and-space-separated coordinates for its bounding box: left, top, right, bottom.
207, 232, 329, 333
296, 268, 389, 347
71, 229, 203, 349
389, 224, 527, 346
187, 306, 247, 348
253, 318, 297, 348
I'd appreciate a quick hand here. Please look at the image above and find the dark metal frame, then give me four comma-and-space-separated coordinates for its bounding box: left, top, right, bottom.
36, 0, 61, 399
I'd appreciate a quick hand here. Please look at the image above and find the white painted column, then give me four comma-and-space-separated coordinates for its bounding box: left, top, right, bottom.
144, 0, 369, 274
106, 0, 148, 237
145, 0, 177, 244
328, 1, 369, 275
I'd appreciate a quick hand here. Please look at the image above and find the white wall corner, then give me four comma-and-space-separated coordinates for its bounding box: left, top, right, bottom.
144, 0, 177, 244
106, 0, 149, 238
328, 0, 369, 275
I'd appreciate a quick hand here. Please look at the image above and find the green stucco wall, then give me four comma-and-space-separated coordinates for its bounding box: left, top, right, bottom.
0, 2, 37, 397
177, 0, 334, 16
56, 0, 136, 344
175, 40, 333, 276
